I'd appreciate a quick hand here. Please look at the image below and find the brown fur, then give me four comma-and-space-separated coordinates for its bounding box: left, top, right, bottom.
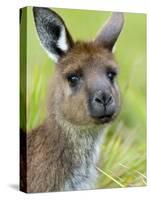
20, 42, 120, 193
54, 42, 119, 126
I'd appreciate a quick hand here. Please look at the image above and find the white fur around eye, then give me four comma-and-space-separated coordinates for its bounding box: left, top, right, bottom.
57, 26, 69, 52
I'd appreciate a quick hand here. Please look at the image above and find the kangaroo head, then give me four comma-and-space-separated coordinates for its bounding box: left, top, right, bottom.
33, 7, 124, 127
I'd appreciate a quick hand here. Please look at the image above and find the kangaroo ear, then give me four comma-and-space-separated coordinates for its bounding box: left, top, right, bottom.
94, 12, 124, 51
33, 7, 74, 62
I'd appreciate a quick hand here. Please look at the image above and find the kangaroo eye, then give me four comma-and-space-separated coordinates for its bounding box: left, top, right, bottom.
107, 71, 117, 82
67, 74, 80, 87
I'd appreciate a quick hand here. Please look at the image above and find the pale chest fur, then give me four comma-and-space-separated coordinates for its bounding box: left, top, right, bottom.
61, 126, 104, 191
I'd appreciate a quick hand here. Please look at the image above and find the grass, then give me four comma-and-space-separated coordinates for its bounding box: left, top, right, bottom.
96, 122, 146, 188
22, 7, 146, 189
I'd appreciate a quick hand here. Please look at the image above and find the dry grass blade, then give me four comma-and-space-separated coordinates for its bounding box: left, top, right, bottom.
96, 167, 125, 188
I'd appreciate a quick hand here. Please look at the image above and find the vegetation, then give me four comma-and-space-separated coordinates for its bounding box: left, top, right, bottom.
22, 7, 146, 188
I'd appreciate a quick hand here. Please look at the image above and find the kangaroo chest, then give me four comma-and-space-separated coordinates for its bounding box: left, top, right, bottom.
63, 132, 103, 191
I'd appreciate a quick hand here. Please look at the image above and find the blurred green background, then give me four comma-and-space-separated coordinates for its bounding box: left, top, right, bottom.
21, 7, 146, 188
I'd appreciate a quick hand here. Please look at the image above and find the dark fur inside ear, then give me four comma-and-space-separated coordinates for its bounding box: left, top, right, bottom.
95, 12, 124, 51
33, 7, 74, 62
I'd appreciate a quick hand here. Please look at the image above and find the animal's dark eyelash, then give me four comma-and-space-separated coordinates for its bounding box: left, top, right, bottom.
65, 70, 83, 80
106, 67, 118, 76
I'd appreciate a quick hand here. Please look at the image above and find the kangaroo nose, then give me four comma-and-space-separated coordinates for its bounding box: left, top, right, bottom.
94, 90, 113, 107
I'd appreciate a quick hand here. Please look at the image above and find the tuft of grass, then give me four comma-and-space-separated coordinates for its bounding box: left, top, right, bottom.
96, 121, 146, 188
27, 64, 54, 131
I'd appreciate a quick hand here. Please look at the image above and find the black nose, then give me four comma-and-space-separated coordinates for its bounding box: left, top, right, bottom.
94, 90, 113, 107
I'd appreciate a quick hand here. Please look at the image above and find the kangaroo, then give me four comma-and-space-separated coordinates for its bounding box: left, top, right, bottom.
20, 7, 124, 193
